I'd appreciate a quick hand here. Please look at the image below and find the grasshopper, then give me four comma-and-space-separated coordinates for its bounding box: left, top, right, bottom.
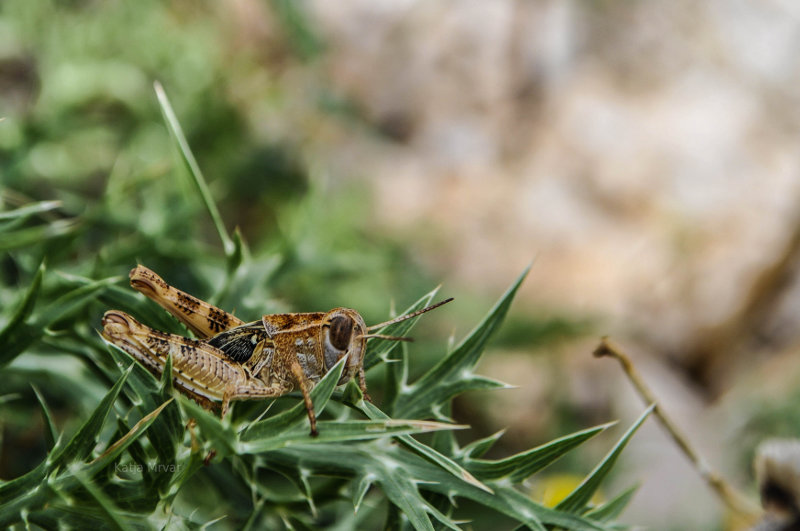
101, 265, 452, 435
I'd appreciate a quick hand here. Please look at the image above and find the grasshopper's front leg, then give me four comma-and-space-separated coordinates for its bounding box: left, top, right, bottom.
128, 265, 244, 339
289, 361, 319, 436
101, 310, 286, 414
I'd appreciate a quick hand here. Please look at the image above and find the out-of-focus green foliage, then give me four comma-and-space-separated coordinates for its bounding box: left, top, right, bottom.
0, 2, 648, 529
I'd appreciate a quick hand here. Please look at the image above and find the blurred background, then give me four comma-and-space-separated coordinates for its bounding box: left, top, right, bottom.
3, 0, 800, 528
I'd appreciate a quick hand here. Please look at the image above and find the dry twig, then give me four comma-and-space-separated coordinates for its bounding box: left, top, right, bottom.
594, 337, 761, 522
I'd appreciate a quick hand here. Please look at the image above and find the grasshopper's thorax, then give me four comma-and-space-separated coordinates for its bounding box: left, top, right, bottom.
320, 308, 367, 385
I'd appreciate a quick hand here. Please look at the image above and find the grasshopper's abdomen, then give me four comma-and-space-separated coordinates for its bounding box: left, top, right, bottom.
102, 310, 246, 402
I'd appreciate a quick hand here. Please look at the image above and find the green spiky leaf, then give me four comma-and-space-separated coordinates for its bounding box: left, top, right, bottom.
0, 261, 45, 365
394, 266, 529, 420
31, 385, 59, 452
557, 406, 654, 514
363, 287, 440, 371
51, 366, 132, 466
585, 485, 639, 522
465, 422, 615, 483
240, 354, 348, 441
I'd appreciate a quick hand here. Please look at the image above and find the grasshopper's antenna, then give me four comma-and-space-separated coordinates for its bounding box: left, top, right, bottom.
367, 298, 454, 331
357, 334, 414, 342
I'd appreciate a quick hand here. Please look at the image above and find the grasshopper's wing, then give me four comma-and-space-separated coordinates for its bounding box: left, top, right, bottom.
207, 322, 271, 364
129, 265, 244, 339
206, 313, 329, 364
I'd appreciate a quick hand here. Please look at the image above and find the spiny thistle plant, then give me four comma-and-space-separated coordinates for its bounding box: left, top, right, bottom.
0, 85, 651, 530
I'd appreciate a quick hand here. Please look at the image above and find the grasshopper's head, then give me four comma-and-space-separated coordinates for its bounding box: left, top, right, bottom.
321, 298, 455, 388
321, 308, 369, 385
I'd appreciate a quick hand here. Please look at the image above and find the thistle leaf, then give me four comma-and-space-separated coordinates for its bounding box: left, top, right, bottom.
394, 266, 529, 419
240, 419, 461, 454
465, 422, 615, 483
51, 365, 132, 466
557, 405, 654, 514
358, 400, 493, 494
0, 261, 44, 365
0, 274, 117, 365
88, 399, 173, 473
585, 485, 639, 522
364, 287, 439, 371
70, 465, 135, 531
457, 429, 506, 459
240, 355, 348, 441
31, 384, 59, 452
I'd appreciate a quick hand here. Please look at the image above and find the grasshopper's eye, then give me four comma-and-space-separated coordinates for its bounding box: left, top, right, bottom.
329, 315, 353, 351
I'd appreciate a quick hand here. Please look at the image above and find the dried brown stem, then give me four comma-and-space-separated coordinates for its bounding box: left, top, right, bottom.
594, 337, 761, 522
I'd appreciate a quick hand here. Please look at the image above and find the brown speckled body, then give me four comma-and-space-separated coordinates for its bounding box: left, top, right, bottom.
102, 265, 371, 435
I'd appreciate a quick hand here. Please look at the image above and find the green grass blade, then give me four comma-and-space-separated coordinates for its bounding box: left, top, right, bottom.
0, 200, 61, 221
398, 376, 512, 421
160, 351, 174, 395
380, 340, 408, 414
102, 341, 182, 458
154, 81, 234, 257
258, 445, 444, 529
229, 226, 250, 272
23, 505, 139, 530
164, 452, 205, 505
0, 219, 81, 252
115, 418, 152, 483
417, 462, 597, 530
0, 322, 37, 367
556, 406, 654, 514
411, 460, 601, 530
430, 401, 458, 456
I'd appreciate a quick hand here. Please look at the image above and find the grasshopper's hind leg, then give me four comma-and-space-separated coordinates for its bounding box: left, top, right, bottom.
128, 265, 244, 339
102, 310, 231, 411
